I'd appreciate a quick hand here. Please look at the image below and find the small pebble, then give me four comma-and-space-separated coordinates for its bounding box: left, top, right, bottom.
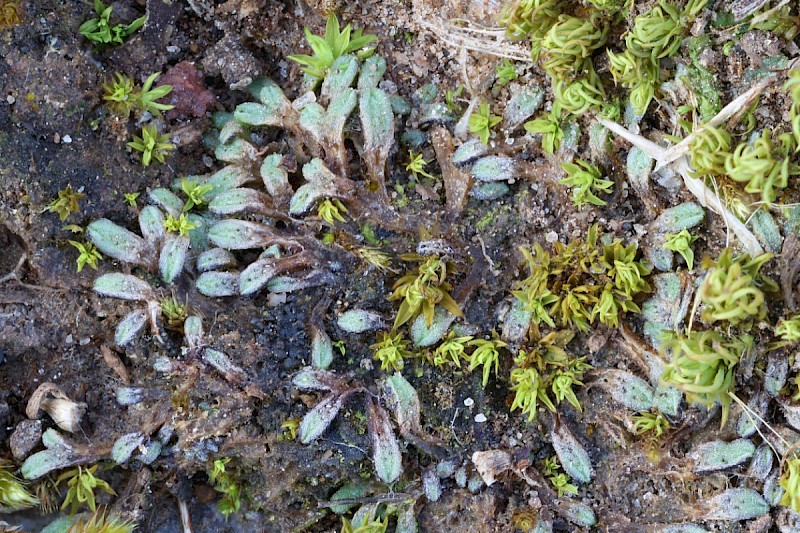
474, 413, 487, 423
79, 337, 90, 346
463, 397, 474, 407
6, 95, 15, 104
545, 231, 559, 243
65, 334, 73, 344
62, 134, 72, 144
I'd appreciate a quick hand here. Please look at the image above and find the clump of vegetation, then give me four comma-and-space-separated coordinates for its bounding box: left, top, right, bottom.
128, 124, 175, 167
467, 335, 507, 387
47, 185, 84, 221
559, 159, 613, 208
687, 125, 731, 178
431, 331, 473, 368
288, 14, 377, 81
775, 313, 800, 345
69, 240, 103, 273
405, 150, 436, 180
66, 510, 136, 533
785, 68, 800, 146
56, 465, 115, 515
163, 213, 197, 236
79, 0, 145, 46
317, 198, 348, 225
780, 457, 800, 513
0, 459, 39, 512
662, 230, 698, 270
540, 13, 607, 81
524, 109, 564, 154
724, 129, 799, 205
103, 72, 174, 119
371, 331, 413, 372
509, 330, 590, 420
387, 254, 461, 329
698, 249, 775, 326
512, 225, 651, 332
542, 456, 578, 497
208, 458, 242, 519
660, 330, 752, 426
468, 102, 503, 145
500, 0, 563, 57
633, 410, 670, 437
495, 58, 518, 86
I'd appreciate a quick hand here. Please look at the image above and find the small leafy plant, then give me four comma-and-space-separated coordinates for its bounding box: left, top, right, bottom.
0, 459, 39, 512
180, 179, 213, 212
431, 331, 473, 368
123, 192, 140, 207
47, 185, 84, 221
662, 229, 698, 270
128, 124, 175, 166
56, 465, 115, 515
163, 213, 197, 236
542, 456, 578, 497
632, 410, 670, 437
371, 331, 413, 372
524, 110, 564, 154
103, 72, 174, 118
68, 240, 103, 272
405, 150, 435, 180
288, 14, 377, 81
317, 198, 348, 225
509, 330, 590, 420
495, 58, 518, 86
780, 457, 800, 513
468, 335, 507, 387
208, 458, 242, 520
698, 249, 775, 326
64, 509, 136, 533
387, 254, 461, 330
468, 102, 502, 145
559, 159, 613, 208
79, 0, 145, 46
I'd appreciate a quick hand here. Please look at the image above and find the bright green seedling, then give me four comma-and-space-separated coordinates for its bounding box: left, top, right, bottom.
780, 457, 800, 513
445, 84, 464, 113
288, 14, 377, 81
660, 330, 751, 427
687, 124, 731, 178
785, 68, 800, 147
56, 465, 115, 515
432, 331, 473, 368
0, 459, 39, 512
662, 229, 698, 270
698, 249, 775, 325
559, 159, 613, 208
136, 72, 175, 117
163, 213, 197, 236
103, 72, 174, 118
61, 510, 136, 533
632, 410, 670, 437
180, 179, 213, 212
102, 73, 137, 118
47, 185, 84, 221
553, 73, 606, 116
510, 330, 590, 420
405, 150, 435, 180
775, 313, 800, 346
500, 0, 562, 58
387, 254, 462, 329
68, 240, 103, 273
542, 456, 578, 497
160, 296, 189, 330
540, 14, 607, 81
724, 129, 799, 204
123, 192, 140, 207
79, 0, 145, 46
317, 198, 348, 225
524, 111, 563, 154
208, 458, 242, 520
468, 102, 502, 145
128, 124, 175, 166
371, 331, 413, 372
495, 58, 518, 86
468, 335, 507, 387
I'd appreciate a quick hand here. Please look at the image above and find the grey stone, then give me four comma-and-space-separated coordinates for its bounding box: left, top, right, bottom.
10, 419, 42, 461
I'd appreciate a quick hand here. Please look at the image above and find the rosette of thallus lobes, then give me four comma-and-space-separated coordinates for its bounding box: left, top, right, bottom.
84, 52, 395, 347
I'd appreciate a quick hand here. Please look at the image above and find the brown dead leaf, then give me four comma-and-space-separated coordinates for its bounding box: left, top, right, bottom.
781, 234, 800, 311
432, 127, 472, 216
100, 345, 129, 384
